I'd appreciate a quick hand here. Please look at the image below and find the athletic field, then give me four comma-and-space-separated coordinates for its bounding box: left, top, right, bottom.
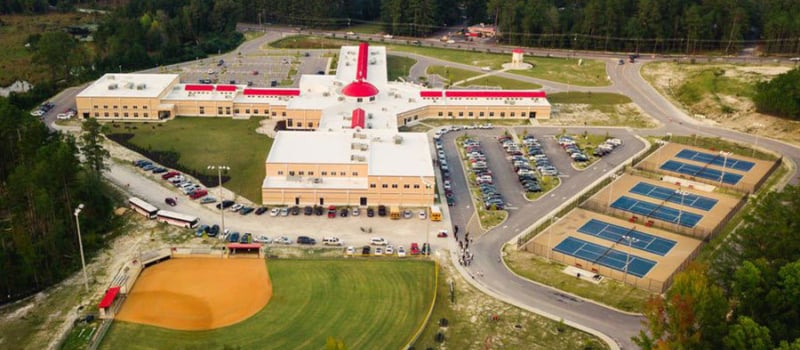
100, 259, 435, 350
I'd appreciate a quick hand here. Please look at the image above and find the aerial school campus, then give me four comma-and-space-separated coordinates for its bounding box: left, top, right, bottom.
14, 23, 798, 350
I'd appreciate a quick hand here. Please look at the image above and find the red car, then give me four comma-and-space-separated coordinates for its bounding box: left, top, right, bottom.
410, 243, 420, 255
327, 205, 337, 218
165, 197, 177, 206
189, 189, 208, 199
162, 171, 180, 180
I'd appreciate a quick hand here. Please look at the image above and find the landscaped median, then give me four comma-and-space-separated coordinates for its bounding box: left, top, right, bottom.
455, 134, 508, 230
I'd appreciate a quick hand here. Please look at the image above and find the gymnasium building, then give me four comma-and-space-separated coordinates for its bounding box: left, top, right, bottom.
75, 43, 551, 207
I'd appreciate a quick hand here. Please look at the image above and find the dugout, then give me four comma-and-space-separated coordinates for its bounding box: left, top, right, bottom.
227, 243, 264, 258
98, 286, 122, 319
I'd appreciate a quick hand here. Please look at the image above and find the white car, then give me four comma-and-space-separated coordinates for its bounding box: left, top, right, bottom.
345, 246, 355, 256
30, 109, 44, 117
397, 246, 406, 257
56, 113, 71, 120
374, 247, 383, 255
230, 204, 243, 212
276, 236, 293, 245
443, 180, 452, 190
280, 207, 289, 216
352, 207, 360, 216
254, 235, 272, 244
385, 245, 394, 255
403, 210, 413, 219
370, 237, 388, 246
419, 210, 427, 220
270, 208, 280, 216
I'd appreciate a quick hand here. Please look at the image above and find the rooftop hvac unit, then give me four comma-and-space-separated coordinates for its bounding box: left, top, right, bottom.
108, 75, 115, 80
136, 83, 146, 90
323, 92, 330, 97
125, 82, 134, 89
367, 113, 373, 119
369, 58, 376, 64
367, 123, 372, 129
393, 135, 403, 144
360, 144, 369, 151
338, 97, 345, 101
107, 83, 118, 90
357, 133, 367, 139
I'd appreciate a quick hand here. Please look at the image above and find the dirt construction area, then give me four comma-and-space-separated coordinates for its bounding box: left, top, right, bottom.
115, 258, 271, 330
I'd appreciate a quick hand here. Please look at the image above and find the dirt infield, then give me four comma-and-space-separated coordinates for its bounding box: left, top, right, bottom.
115, 258, 271, 331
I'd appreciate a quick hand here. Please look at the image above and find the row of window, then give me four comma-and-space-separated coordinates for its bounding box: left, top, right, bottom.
369, 183, 425, 189
437, 111, 527, 117
93, 105, 148, 110
277, 171, 358, 176
287, 119, 315, 128
94, 112, 150, 118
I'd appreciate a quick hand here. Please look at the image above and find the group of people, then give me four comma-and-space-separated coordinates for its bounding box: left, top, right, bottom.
453, 225, 475, 267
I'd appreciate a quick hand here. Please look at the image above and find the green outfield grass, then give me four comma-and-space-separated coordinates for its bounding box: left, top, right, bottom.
427, 66, 542, 89
99, 259, 435, 350
387, 55, 416, 81
104, 117, 271, 203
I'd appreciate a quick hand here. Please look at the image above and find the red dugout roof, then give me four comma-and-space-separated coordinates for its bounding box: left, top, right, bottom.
98, 286, 121, 308
445, 90, 546, 98
227, 243, 262, 249
185, 84, 214, 92
243, 88, 301, 96
216, 85, 237, 92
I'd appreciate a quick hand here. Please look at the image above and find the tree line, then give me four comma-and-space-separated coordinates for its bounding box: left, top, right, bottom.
0, 97, 117, 304
754, 67, 800, 120
635, 185, 800, 350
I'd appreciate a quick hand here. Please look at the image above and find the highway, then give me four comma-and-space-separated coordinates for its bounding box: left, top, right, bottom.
45, 27, 800, 349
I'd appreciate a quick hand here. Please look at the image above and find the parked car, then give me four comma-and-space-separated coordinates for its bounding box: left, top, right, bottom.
397, 246, 406, 257
280, 207, 289, 216
228, 232, 240, 243
385, 245, 394, 255
362, 245, 371, 255
162, 171, 180, 180
290, 206, 300, 215
216, 200, 235, 209
240, 232, 252, 243
208, 224, 220, 237
304, 206, 313, 215
254, 235, 272, 244
270, 207, 280, 216
374, 247, 383, 256
255, 207, 268, 215
239, 207, 255, 215
200, 196, 217, 204
230, 204, 243, 212
367, 207, 375, 217
345, 246, 355, 256
189, 189, 208, 199
276, 236, 293, 245
314, 206, 324, 216
419, 210, 427, 220
339, 207, 349, 217
165, 197, 177, 206
327, 205, 337, 218
352, 207, 360, 216
297, 236, 316, 245
403, 209, 413, 219
370, 237, 388, 246
410, 243, 420, 255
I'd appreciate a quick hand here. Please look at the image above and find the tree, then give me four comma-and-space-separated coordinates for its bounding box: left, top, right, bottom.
32, 31, 78, 82
80, 118, 110, 175
633, 264, 729, 350
723, 316, 772, 350
753, 67, 800, 120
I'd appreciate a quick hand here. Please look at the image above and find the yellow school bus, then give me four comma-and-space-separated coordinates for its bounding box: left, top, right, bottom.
430, 205, 442, 221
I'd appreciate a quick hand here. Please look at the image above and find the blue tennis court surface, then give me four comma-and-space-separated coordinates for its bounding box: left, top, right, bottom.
554, 236, 657, 278
676, 149, 754, 172
578, 219, 677, 256
611, 196, 703, 228
630, 182, 718, 211
660, 160, 743, 185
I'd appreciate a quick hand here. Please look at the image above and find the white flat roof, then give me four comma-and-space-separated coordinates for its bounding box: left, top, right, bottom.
262, 176, 368, 190
77, 74, 178, 98
267, 131, 356, 164
335, 45, 388, 87
368, 132, 434, 177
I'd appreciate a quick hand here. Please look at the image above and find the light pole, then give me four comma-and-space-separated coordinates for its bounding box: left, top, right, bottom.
751, 123, 764, 157
73, 204, 89, 292
420, 176, 434, 256
621, 234, 640, 284
719, 151, 731, 186
208, 165, 230, 234
547, 216, 559, 261
675, 189, 689, 229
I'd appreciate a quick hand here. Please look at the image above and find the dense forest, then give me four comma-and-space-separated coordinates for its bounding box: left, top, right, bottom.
754, 67, 800, 119
635, 185, 800, 350
0, 97, 118, 304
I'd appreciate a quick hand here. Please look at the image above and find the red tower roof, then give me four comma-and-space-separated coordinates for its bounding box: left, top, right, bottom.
351, 108, 365, 129
512, 48, 524, 54
342, 81, 379, 98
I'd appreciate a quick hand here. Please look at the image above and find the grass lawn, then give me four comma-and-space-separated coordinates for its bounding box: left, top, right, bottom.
266, 35, 607, 86
0, 13, 96, 86
548, 92, 632, 105
414, 255, 608, 350
387, 55, 416, 81
504, 245, 652, 313
243, 31, 266, 41
665, 135, 778, 161
100, 259, 435, 350
525, 175, 559, 200
104, 117, 271, 203
427, 65, 542, 89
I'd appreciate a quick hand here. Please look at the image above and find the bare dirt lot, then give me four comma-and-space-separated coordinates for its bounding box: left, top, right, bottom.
116, 258, 271, 330
642, 62, 800, 145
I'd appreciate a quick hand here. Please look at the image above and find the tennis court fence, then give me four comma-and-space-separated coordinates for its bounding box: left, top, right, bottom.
522, 240, 702, 293
634, 156, 782, 194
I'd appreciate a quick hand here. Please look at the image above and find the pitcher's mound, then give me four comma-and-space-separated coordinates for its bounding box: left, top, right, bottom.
115, 258, 271, 330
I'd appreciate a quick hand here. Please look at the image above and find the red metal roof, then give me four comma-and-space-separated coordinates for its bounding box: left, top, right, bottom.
444, 90, 546, 98
351, 108, 365, 129
242, 88, 301, 96
420, 91, 443, 98
512, 48, 524, 54
356, 42, 369, 81
185, 84, 213, 92
216, 85, 237, 92
342, 80, 379, 98
98, 286, 121, 308
227, 243, 262, 249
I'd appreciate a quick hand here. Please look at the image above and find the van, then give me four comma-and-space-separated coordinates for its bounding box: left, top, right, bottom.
430, 205, 442, 222
322, 236, 343, 246
389, 206, 401, 220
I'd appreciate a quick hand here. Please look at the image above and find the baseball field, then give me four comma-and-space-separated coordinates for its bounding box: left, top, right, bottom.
100, 258, 435, 350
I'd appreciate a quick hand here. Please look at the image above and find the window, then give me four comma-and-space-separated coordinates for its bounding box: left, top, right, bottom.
425, 184, 432, 189
489, 112, 495, 117
234, 108, 240, 114
357, 98, 363, 103
199, 107, 205, 115
94, 112, 99, 117
352, 172, 358, 176
288, 171, 295, 176
468, 112, 473, 117
282, 112, 286, 117
133, 106, 138, 109
272, 112, 276, 117
510, 112, 515, 117
403, 184, 410, 189
94, 105, 99, 109
500, 112, 505, 117
479, 112, 485, 117
245, 109, 250, 114
308, 171, 314, 176
144, 113, 149, 118
298, 171, 305, 176
307, 122, 313, 128
278, 171, 284, 175
438, 112, 443, 116
391, 184, 398, 188
217, 107, 223, 114
382, 184, 388, 188
123, 105, 127, 109
134, 112, 138, 118
225, 107, 231, 114
143, 105, 148, 109
113, 105, 118, 109
254, 109, 259, 114
458, 112, 464, 117
123, 112, 129, 117
447, 112, 453, 117
321, 171, 328, 176
287, 119, 293, 127
340, 172, 346, 176
413, 184, 420, 189
370, 184, 376, 188
114, 112, 119, 117
103, 112, 109, 117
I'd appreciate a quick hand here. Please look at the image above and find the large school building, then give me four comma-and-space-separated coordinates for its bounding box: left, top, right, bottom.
76, 43, 551, 207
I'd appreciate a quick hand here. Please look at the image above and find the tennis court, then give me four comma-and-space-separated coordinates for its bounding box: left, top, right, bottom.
676, 149, 755, 172
660, 160, 743, 185
577, 219, 676, 256
611, 196, 703, 228
553, 236, 656, 278
630, 182, 718, 211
